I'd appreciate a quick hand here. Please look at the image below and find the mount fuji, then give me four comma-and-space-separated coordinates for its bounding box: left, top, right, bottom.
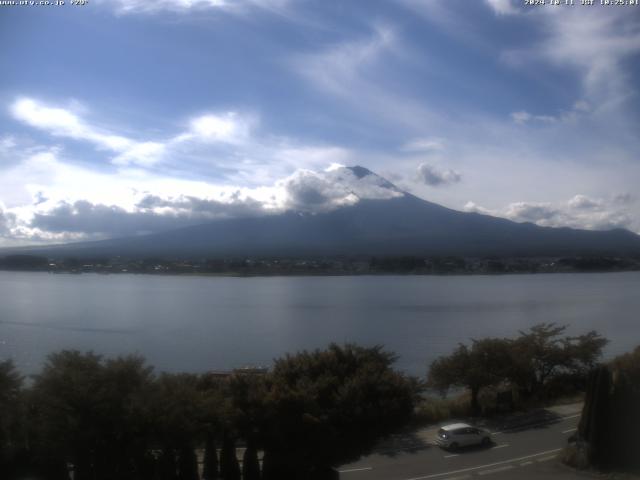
11, 166, 640, 259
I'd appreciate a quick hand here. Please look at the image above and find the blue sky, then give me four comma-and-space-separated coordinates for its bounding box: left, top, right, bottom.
1, 0, 639, 245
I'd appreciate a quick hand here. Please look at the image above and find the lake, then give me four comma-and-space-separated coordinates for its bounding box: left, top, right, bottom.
0, 271, 638, 376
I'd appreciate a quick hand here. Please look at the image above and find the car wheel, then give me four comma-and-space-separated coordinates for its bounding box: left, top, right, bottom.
450, 442, 459, 451
481, 437, 491, 446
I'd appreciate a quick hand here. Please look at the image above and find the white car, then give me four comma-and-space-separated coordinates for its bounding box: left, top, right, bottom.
435, 423, 492, 450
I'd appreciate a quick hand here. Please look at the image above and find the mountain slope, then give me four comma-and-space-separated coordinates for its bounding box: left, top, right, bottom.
9, 167, 640, 259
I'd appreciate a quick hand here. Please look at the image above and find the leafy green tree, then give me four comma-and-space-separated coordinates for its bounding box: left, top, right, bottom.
148, 374, 203, 449
30, 351, 105, 479
0, 359, 25, 476
509, 324, 607, 397
225, 373, 268, 440
568, 330, 610, 375
610, 345, 640, 384
197, 373, 228, 480
98, 355, 155, 478
30, 351, 155, 480
428, 338, 512, 415
261, 343, 417, 478
428, 325, 608, 408
149, 373, 228, 480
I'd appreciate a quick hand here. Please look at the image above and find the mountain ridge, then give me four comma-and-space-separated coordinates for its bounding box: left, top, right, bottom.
3, 166, 640, 259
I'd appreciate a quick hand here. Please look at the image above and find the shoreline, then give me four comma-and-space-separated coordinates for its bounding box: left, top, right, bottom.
1, 267, 639, 278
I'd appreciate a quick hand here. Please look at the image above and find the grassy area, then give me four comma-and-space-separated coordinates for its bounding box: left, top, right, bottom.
412, 388, 585, 427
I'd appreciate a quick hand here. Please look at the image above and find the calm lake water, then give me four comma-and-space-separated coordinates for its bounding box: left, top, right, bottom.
0, 271, 638, 376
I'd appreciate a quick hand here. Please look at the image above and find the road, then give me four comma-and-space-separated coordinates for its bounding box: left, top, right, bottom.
338, 404, 589, 480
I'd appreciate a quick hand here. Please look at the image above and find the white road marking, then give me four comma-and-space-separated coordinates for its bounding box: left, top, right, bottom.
520, 461, 533, 466
562, 427, 577, 434
339, 467, 373, 473
478, 465, 515, 475
492, 444, 509, 449
536, 455, 558, 462
444, 454, 460, 458
403, 447, 563, 480
443, 475, 471, 480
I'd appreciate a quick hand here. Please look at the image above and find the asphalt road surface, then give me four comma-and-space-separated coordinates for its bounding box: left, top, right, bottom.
338, 406, 589, 480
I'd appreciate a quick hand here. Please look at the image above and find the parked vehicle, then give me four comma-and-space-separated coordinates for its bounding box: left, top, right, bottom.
435, 423, 492, 450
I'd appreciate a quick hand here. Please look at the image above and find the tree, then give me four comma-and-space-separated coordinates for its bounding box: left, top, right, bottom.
510, 324, 607, 398
149, 373, 204, 445
30, 351, 155, 480
0, 359, 24, 476
428, 338, 512, 415
610, 345, 640, 384
197, 373, 227, 480
261, 344, 417, 478
98, 355, 155, 479
30, 351, 105, 480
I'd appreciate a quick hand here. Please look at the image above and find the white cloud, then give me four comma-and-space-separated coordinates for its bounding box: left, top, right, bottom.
112, 142, 167, 167
30, 195, 268, 238
9, 97, 165, 166
511, 110, 558, 125
505, 202, 559, 224
568, 194, 601, 210
0, 206, 16, 235
175, 112, 253, 144
5, 92, 639, 243
502, 7, 640, 112
573, 100, 591, 113
484, 0, 518, 15
96, 0, 291, 15
294, 25, 395, 97
541, 10, 640, 100
613, 193, 635, 205
462, 195, 636, 232
0, 134, 403, 242
9, 97, 258, 169
4, 164, 405, 242
510, 111, 531, 125
10, 98, 133, 151
401, 138, 445, 153
416, 163, 461, 187
292, 25, 437, 133
0, 135, 17, 153
191, 114, 238, 140
6, 96, 377, 204
280, 166, 403, 213
463, 201, 492, 215
510, 99, 592, 125
277, 146, 352, 170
